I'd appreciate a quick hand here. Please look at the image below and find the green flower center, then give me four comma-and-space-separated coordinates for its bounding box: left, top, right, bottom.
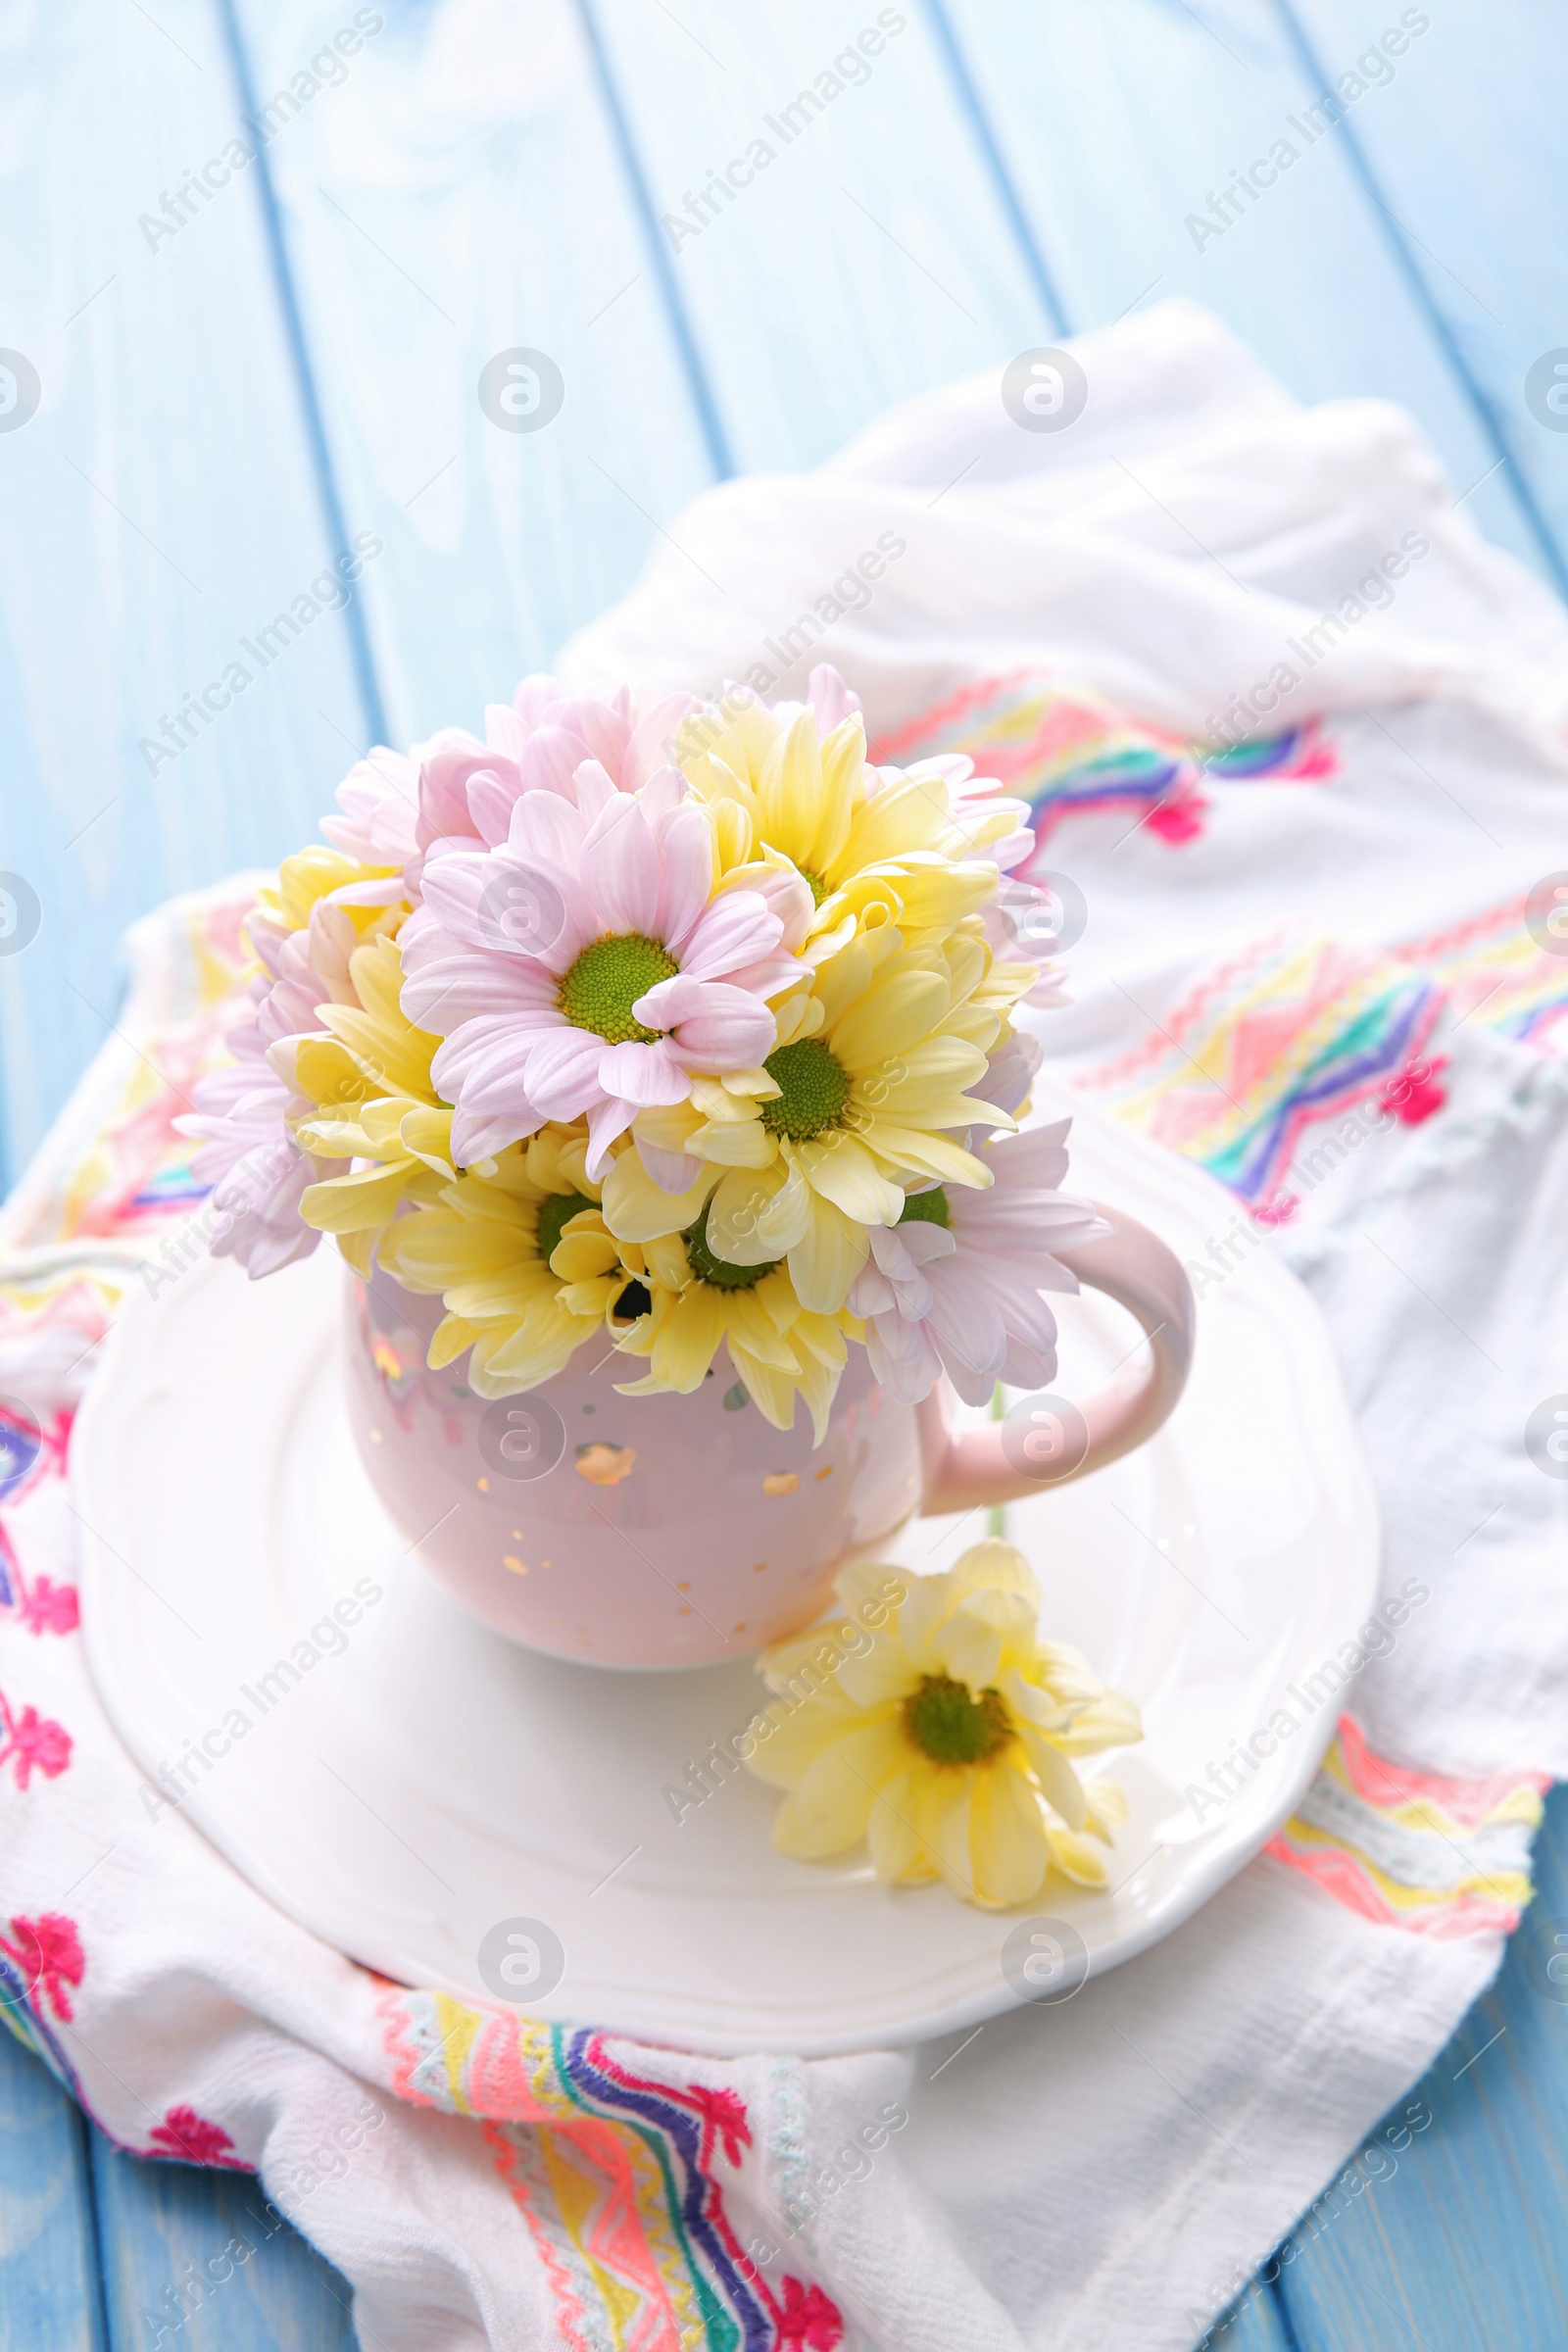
558, 933, 678, 1045
799, 865, 829, 908
760, 1037, 852, 1142
536, 1189, 593, 1263
898, 1187, 951, 1229
684, 1201, 778, 1290
903, 1675, 1011, 1766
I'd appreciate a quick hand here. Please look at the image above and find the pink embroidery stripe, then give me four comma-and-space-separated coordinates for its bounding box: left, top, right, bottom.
1266, 1715, 1543, 1939
866, 669, 1028, 765
1262, 1836, 1526, 1941
1076, 928, 1302, 1096
1335, 1712, 1548, 1831
480, 2116, 682, 2352
1393, 891, 1529, 964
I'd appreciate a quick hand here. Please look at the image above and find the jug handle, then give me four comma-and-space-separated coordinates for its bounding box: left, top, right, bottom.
916, 1201, 1197, 1516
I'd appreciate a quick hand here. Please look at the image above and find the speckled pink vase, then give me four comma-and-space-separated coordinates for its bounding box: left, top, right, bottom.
342, 1201, 1195, 1670
343, 1271, 920, 1670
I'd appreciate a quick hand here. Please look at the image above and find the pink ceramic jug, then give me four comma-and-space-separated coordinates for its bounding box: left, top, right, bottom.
343, 1204, 1194, 1670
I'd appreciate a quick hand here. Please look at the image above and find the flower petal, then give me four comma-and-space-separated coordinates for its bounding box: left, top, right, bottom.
680, 889, 785, 983
924, 1262, 1009, 1383
866, 1764, 930, 1885
598, 1040, 691, 1107
520, 1027, 608, 1118
785, 1195, 870, 1313
572, 759, 619, 822
518, 724, 592, 800
1016, 1722, 1090, 1832
585, 1093, 638, 1178
770, 1719, 906, 1860
862, 1312, 943, 1403
831, 970, 953, 1071
559, 691, 630, 777
580, 792, 659, 935
969, 1761, 1053, 1908
451, 1104, 538, 1162
624, 696, 701, 791
509, 785, 589, 864
836, 1636, 919, 1709
601, 1149, 715, 1240
923, 1775, 979, 1902
1045, 1826, 1111, 1888
658, 983, 778, 1073
744, 1692, 864, 1788
653, 802, 716, 954
928, 1609, 1003, 1692
896, 1570, 965, 1676
797, 1135, 905, 1227
951, 1540, 1040, 1604
705, 1163, 791, 1262
466, 770, 523, 848
415, 849, 492, 942
1054, 1688, 1145, 1755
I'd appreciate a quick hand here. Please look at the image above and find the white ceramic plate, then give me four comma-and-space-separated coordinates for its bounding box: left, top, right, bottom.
74, 1100, 1378, 2055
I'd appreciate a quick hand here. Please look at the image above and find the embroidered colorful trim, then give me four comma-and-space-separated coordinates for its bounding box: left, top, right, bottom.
0, 1911, 88, 2101
1078, 933, 1443, 1211
146, 2104, 250, 2169
868, 670, 1336, 853
5, 890, 253, 1249
0, 1685, 72, 1791
1268, 1717, 1546, 1938
1395, 893, 1568, 1058
378, 1984, 843, 2350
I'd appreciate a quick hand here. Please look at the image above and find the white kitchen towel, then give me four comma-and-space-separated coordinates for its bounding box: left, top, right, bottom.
0, 299, 1563, 2352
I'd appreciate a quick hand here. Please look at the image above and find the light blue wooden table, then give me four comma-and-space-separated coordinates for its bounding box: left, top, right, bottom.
3, 1, 1566, 2343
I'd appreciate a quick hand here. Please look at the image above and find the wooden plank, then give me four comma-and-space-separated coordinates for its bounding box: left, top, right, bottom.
1274, 1785, 1568, 2350
584, 0, 1049, 471
928, 0, 1551, 582
1286, 0, 1568, 591
0, 0, 377, 1191
1200, 2278, 1298, 2350
226, 0, 719, 745
88, 2126, 356, 2352
0, 2025, 103, 2352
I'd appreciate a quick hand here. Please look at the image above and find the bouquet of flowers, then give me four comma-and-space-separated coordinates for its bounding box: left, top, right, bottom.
182, 664, 1105, 1444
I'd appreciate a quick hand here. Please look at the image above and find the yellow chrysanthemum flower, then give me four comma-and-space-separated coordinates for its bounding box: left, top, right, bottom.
678, 699, 1016, 948
243, 841, 411, 1040
259, 842, 405, 950
375, 1126, 647, 1397
291, 937, 453, 1275
746, 1543, 1141, 1910
602, 926, 1012, 1309
612, 1203, 853, 1442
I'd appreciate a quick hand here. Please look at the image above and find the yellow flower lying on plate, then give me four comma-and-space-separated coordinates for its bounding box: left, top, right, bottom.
745, 1541, 1141, 1910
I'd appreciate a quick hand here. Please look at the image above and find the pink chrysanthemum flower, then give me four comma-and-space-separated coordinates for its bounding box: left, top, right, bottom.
412, 675, 699, 862
848, 1118, 1108, 1406
906, 740, 1069, 1013
182, 680, 704, 1262
182, 965, 338, 1279
319, 749, 420, 902
184, 1050, 320, 1277
181, 886, 379, 1275
314, 677, 699, 909
401, 764, 806, 1173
